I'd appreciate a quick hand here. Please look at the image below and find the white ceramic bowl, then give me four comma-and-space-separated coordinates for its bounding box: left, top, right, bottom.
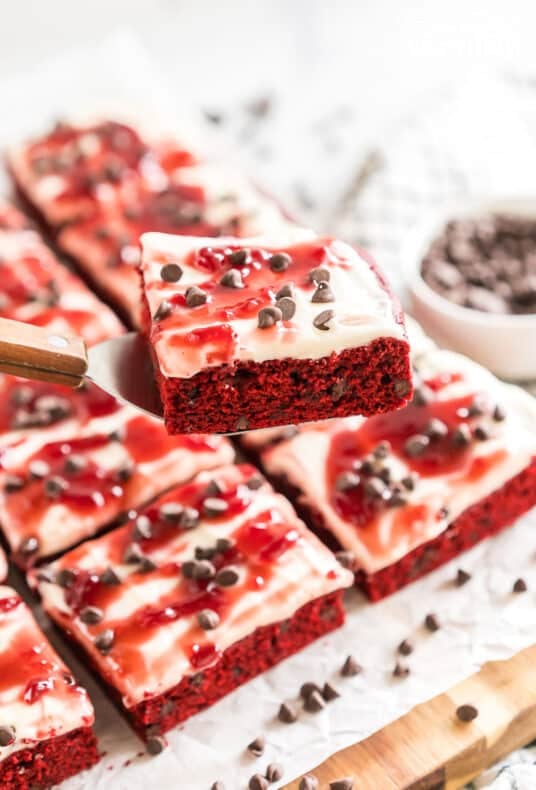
405, 197, 536, 381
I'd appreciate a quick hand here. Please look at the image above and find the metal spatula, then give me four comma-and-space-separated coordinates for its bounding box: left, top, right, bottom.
0, 317, 163, 419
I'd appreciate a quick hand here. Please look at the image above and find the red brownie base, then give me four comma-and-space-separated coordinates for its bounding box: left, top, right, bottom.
152, 337, 412, 435
268, 459, 536, 602
0, 726, 99, 790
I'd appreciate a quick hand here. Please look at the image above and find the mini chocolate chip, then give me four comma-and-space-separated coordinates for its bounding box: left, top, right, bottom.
388, 489, 408, 507
258, 305, 283, 329
139, 557, 157, 573
181, 560, 197, 579
109, 426, 126, 443
185, 286, 208, 307
246, 475, 263, 490
153, 300, 172, 321
193, 559, 216, 580
197, 609, 220, 630
204, 497, 229, 517
311, 281, 335, 303
425, 418, 449, 440
180, 507, 200, 530
275, 283, 294, 299
341, 655, 361, 677
474, 424, 490, 441
404, 434, 430, 457
56, 568, 76, 589
363, 476, 387, 499
195, 545, 217, 560
300, 777, 319, 790
146, 735, 166, 755
247, 735, 265, 756
373, 441, 391, 459
300, 682, 322, 700
401, 473, 418, 491
269, 252, 291, 272
249, 774, 268, 790
313, 309, 335, 330
205, 479, 224, 497
115, 464, 134, 484
64, 455, 87, 474
456, 568, 472, 587
398, 639, 413, 656
229, 249, 248, 266
160, 263, 183, 283
29, 460, 50, 479
211, 783, 226, 790
0, 726, 15, 747
100, 567, 121, 586
159, 502, 183, 523
424, 613, 440, 632
493, 404, 506, 422
393, 661, 410, 678
452, 424, 472, 447
266, 763, 284, 782
80, 606, 104, 625
215, 566, 240, 587
335, 471, 360, 491
44, 476, 68, 499
513, 577, 527, 593
322, 682, 340, 702
456, 704, 478, 722
276, 296, 296, 320
133, 515, 152, 540
309, 267, 330, 283
412, 386, 433, 406
10, 385, 33, 406
123, 543, 144, 564
335, 551, 357, 572
4, 475, 25, 493
94, 628, 115, 654
278, 702, 298, 723
220, 269, 244, 289
216, 537, 234, 553
330, 778, 354, 790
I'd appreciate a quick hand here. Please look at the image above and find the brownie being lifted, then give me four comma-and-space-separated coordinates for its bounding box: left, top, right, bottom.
139, 230, 412, 434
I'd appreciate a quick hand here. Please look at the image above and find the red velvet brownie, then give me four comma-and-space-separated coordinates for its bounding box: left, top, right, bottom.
0, 375, 234, 565
8, 119, 292, 326
0, 200, 123, 345
259, 348, 536, 600
33, 464, 353, 740
139, 230, 412, 434
0, 586, 99, 789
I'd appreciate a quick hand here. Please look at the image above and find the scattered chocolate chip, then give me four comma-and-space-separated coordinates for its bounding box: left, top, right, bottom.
109, 427, 126, 443
335, 551, 357, 572
278, 702, 298, 723
139, 557, 157, 573
185, 286, 208, 308
247, 735, 265, 757
388, 489, 408, 507
425, 418, 449, 440
456, 568, 472, 587
29, 460, 50, 479
341, 655, 361, 677
246, 475, 263, 490
214, 566, 240, 587
322, 682, 340, 702
146, 735, 166, 755
300, 682, 322, 700
493, 404, 506, 422
160, 263, 183, 283
335, 471, 360, 491
80, 606, 104, 625
204, 497, 229, 517
229, 249, 248, 266
56, 568, 76, 589
195, 545, 216, 561
276, 296, 296, 320
220, 269, 245, 289
181, 560, 197, 579
311, 282, 335, 303
300, 776, 319, 790
215, 537, 234, 553
398, 639, 413, 656
269, 252, 291, 272
44, 476, 68, 499
100, 567, 121, 586
258, 305, 282, 329
393, 661, 410, 678
455, 704, 478, 722
153, 300, 172, 321
4, 475, 25, 493
330, 778, 354, 790
179, 507, 200, 530
266, 763, 284, 782
123, 543, 144, 564
404, 434, 430, 457
363, 476, 388, 499
473, 424, 490, 441
452, 423, 472, 447
249, 774, 268, 790
309, 267, 330, 283
0, 726, 15, 747
158, 502, 183, 523
513, 577, 527, 593
401, 473, 418, 491
424, 613, 440, 632
373, 441, 391, 459
412, 386, 433, 407
193, 559, 216, 580
197, 609, 220, 630
313, 309, 335, 330
94, 628, 115, 654
211, 783, 226, 790
275, 283, 294, 299
64, 455, 87, 474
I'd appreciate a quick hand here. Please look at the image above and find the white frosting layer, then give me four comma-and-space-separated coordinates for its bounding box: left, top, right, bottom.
0, 586, 94, 762
37, 465, 352, 708
262, 348, 536, 573
141, 231, 406, 379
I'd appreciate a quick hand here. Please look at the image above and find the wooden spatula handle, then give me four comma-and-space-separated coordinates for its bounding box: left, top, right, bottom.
0, 317, 88, 387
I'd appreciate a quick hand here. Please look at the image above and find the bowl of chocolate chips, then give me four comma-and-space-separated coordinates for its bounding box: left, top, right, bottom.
406, 199, 536, 380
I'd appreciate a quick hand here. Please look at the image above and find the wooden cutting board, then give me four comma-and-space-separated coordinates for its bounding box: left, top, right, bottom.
283, 643, 536, 790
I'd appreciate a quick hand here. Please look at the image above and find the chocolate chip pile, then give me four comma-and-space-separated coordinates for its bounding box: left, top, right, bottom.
421, 213, 536, 314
